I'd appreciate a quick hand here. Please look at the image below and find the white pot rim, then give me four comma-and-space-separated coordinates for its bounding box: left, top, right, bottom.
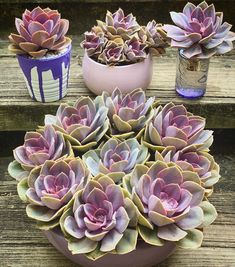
84, 51, 151, 69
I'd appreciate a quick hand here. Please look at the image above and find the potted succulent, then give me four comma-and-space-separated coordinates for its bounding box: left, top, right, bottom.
8, 6, 72, 102
8, 89, 219, 267
80, 8, 167, 95
163, 1, 235, 98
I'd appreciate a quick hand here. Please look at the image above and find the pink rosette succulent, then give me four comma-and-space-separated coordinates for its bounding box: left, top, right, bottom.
83, 138, 149, 182
98, 39, 125, 65
163, 1, 235, 58
123, 161, 217, 247
98, 8, 140, 39
81, 30, 107, 58
17, 158, 90, 229
143, 102, 213, 151
103, 88, 155, 139
60, 175, 138, 259
154, 146, 220, 194
124, 36, 147, 62
45, 96, 109, 152
8, 125, 73, 181
9, 6, 71, 58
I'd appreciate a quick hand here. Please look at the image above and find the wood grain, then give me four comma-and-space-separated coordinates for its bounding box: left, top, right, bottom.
0, 37, 235, 131
0, 151, 235, 267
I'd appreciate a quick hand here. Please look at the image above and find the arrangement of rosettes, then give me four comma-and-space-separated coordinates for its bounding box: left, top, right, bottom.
8, 88, 219, 260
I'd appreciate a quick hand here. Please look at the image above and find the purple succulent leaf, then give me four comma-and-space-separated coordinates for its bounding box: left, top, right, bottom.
157, 223, 187, 241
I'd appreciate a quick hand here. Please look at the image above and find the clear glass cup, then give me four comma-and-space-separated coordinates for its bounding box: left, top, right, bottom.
175, 50, 210, 98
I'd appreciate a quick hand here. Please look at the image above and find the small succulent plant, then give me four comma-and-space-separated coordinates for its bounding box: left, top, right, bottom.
154, 146, 220, 194
123, 161, 217, 247
8, 89, 219, 260
17, 158, 90, 229
83, 138, 149, 182
9, 6, 71, 58
138, 20, 168, 55
81, 8, 167, 65
81, 30, 107, 58
99, 8, 140, 39
143, 103, 213, 151
163, 1, 235, 58
8, 125, 73, 181
60, 175, 138, 259
98, 39, 125, 65
45, 96, 109, 152
103, 88, 155, 139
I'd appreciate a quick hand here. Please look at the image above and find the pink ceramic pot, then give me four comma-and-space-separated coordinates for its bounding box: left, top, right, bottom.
82, 52, 153, 95
44, 228, 175, 267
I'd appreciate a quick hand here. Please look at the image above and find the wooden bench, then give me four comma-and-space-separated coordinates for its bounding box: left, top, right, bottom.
0, 35, 235, 266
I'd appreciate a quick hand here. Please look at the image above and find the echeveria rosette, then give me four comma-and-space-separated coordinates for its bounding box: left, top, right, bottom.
81, 31, 107, 58
17, 158, 90, 230
103, 88, 155, 140
124, 36, 147, 62
98, 39, 125, 65
83, 138, 149, 183
60, 175, 138, 259
138, 21, 168, 55
143, 103, 213, 151
123, 161, 217, 248
45, 96, 109, 152
163, 1, 235, 59
97, 8, 140, 40
154, 146, 220, 195
8, 125, 73, 181
9, 6, 71, 58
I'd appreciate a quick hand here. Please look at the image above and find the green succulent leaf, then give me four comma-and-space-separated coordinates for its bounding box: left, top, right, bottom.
200, 201, 218, 227
60, 206, 74, 238
86, 245, 107, 261
137, 210, 154, 230
115, 228, 138, 254
37, 218, 60, 230
68, 237, 98, 254
176, 229, 203, 249
122, 175, 132, 194
17, 177, 28, 202
26, 204, 65, 222
8, 160, 28, 181
138, 225, 164, 246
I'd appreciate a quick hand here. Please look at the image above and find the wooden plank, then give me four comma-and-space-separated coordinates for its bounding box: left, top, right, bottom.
0, 151, 235, 266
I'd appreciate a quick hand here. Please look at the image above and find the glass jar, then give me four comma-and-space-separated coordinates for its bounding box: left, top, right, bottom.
175, 50, 210, 98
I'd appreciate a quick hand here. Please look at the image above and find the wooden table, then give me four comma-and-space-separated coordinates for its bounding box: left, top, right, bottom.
0, 37, 235, 266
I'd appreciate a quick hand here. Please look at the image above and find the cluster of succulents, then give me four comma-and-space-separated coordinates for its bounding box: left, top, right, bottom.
9, 88, 219, 259
81, 8, 168, 65
8, 6, 71, 58
163, 1, 235, 58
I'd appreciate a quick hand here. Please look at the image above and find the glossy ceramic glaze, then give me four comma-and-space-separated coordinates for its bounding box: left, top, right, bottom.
44, 228, 175, 267
17, 45, 71, 102
82, 52, 153, 95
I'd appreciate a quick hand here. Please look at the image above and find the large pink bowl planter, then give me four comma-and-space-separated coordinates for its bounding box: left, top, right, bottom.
82, 52, 153, 95
44, 228, 175, 267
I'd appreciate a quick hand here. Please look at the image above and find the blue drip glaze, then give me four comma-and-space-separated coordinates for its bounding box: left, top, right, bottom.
17, 45, 71, 102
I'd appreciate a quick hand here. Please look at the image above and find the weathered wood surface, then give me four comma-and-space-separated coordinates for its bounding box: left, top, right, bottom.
1, 150, 235, 266
0, 36, 235, 131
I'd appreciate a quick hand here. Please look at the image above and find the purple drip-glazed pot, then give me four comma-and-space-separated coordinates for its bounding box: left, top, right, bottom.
44, 228, 176, 267
82, 52, 153, 95
17, 45, 71, 103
